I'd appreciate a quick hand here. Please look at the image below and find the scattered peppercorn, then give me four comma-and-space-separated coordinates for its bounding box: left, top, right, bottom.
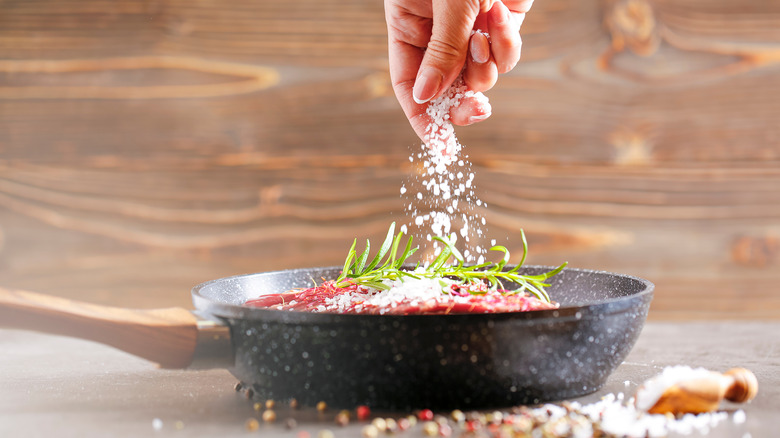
422, 421, 438, 437
316, 401, 328, 412
438, 423, 453, 437
244, 387, 254, 400
318, 429, 335, 438
253, 402, 263, 412
371, 417, 387, 433
361, 424, 379, 438
298, 431, 311, 438
450, 409, 465, 423
234, 382, 243, 392
385, 418, 398, 433
397, 417, 411, 431
285, 418, 298, 430
245, 418, 260, 432
262, 409, 277, 423
290, 398, 300, 409
265, 399, 276, 409
418, 409, 434, 421
356, 405, 371, 421
335, 410, 350, 427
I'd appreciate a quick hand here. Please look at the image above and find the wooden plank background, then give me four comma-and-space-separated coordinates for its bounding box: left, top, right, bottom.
1, 0, 778, 319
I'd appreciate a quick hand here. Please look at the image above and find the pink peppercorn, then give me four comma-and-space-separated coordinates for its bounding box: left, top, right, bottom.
418, 409, 434, 421
356, 405, 371, 421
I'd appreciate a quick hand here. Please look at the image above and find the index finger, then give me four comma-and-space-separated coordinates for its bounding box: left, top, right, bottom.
388, 37, 431, 141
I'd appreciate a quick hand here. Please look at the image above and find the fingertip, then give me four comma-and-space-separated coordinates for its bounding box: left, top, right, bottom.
488, 1, 512, 27
487, 1, 522, 74
469, 31, 490, 64
450, 94, 492, 126
412, 68, 443, 105
466, 112, 491, 125
464, 55, 498, 92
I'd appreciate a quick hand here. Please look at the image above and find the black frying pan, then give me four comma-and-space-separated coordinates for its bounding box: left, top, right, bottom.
0, 265, 653, 410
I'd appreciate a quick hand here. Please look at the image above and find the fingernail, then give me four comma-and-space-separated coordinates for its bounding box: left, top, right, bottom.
467, 113, 491, 125
470, 33, 490, 64
413, 68, 442, 104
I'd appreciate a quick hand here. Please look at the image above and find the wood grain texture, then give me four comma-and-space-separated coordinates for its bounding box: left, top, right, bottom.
0, 0, 778, 319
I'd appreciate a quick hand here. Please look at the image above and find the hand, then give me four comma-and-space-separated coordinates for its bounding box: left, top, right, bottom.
385, 0, 533, 142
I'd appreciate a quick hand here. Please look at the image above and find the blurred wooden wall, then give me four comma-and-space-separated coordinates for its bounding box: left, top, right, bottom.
1, 0, 778, 319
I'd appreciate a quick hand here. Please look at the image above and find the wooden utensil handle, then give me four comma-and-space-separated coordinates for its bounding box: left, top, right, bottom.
0, 287, 199, 369
723, 368, 759, 403
645, 367, 759, 415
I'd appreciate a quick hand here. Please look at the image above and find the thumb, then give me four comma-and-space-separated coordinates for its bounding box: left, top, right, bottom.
413, 0, 493, 105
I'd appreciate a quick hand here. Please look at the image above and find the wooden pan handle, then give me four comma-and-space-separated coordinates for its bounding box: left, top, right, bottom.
0, 287, 199, 369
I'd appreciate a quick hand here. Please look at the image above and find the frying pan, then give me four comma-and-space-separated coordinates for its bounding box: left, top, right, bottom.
0, 265, 653, 410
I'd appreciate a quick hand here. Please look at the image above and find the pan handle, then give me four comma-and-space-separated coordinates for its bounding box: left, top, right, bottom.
0, 287, 214, 369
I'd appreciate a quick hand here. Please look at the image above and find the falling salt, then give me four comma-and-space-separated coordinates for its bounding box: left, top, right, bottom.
400, 75, 491, 262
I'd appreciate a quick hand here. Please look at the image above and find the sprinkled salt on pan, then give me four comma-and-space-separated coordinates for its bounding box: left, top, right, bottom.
320, 274, 474, 314
635, 365, 717, 411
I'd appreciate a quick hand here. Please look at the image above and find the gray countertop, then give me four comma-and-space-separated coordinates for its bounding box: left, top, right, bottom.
1, 322, 777, 437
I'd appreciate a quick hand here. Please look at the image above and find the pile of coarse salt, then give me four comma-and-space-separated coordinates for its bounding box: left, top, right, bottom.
563, 392, 732, 437
401, 75, 493, 264
322, 275, 472, 315
635, 365, 719, 411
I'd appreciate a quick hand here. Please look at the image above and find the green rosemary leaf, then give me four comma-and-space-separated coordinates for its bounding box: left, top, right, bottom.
337, 238, 358, 282
433, 234, 465, 268
398, 270, 421, 280
355, 239, 370, 275
522, 262, 568, 281
430, 237, 453, 271
367, 222, 395, 272
388, 228, 404, 266
489, 245, 510, 271
398, 235, 416, 266
518, 229, 528, 267
364, 280, 390, 290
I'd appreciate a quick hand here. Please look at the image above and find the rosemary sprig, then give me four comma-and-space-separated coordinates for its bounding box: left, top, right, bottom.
335, 222, 567, 303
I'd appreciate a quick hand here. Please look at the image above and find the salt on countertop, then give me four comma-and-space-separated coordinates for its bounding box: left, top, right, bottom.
503, 392, 739, 438
635, 365, 719, 411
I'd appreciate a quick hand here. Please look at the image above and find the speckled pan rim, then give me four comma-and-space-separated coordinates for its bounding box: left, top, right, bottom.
191, 266, 654, 324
